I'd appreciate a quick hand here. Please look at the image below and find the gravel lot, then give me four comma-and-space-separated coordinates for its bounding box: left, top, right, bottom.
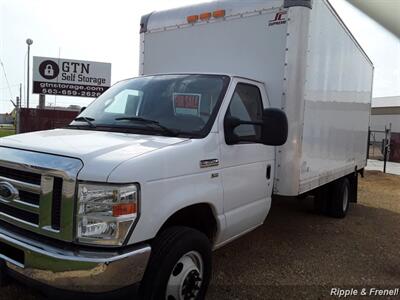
2, 170, 399, 299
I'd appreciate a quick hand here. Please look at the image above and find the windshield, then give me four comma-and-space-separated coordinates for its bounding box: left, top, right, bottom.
70, 74, 230, 138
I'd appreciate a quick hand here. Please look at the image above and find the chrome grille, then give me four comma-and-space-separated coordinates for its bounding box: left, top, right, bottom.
0, 202, 39, 225
0, 169, 41, 227
0, 165, 41, 185
0, 147, 83, 241
17, 190, 40, 206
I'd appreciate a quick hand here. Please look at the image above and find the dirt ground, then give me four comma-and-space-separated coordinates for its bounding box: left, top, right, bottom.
1, 170, 399, 300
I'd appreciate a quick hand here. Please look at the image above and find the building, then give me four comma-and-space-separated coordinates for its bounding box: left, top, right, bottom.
370, 96, 400, 162
0, 113, 14, 124
36, 105, 81, 112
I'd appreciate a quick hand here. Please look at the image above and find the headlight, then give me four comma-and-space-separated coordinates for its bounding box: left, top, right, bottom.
76, 183, 139, 246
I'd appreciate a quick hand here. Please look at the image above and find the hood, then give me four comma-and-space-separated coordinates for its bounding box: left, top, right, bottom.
0, 129, 187, 182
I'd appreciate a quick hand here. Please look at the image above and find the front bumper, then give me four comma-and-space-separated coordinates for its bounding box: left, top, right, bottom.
0, 226, 151, 293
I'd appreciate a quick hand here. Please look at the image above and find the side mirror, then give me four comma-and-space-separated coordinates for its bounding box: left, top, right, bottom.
261, 108, 288, 146
224, 108, 288, 146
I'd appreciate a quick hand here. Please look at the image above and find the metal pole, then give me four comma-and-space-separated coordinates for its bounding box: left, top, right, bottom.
367, 126, 370, 160
27, 45, 30, 108
16, 97, 20, 134
39, 94, 46, 109
387, 123, 392, 165
26, 39, 33, 108
383, 127, 388, 173
19, 83, 22, 134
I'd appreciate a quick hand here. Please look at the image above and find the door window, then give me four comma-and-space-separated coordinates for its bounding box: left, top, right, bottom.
225, 83, 263, 143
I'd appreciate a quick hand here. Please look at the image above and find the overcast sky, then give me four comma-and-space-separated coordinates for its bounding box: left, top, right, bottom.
1, 0, 399, 113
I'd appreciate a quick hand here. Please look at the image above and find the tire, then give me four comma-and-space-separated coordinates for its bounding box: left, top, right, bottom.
328, 177, 350, 218
139, 226, 212, 300
0, 260, 8, 287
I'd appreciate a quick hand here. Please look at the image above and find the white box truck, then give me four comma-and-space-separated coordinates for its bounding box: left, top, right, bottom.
0, 0, 373, 299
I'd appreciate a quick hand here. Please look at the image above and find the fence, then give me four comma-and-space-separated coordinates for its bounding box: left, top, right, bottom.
19, 108, 79, 133
367, 126, 392, 173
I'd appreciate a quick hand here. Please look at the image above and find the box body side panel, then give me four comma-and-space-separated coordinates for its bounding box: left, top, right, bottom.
298, 0, 373, 194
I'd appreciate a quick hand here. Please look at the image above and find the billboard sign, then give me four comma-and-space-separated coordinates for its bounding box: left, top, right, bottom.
33, 56, 111, 98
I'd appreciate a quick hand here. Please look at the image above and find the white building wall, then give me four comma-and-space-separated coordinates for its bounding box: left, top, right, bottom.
370, 114, 400, 133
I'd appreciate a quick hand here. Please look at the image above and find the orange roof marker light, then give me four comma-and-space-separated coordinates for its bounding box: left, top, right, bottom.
199, 12, 212, 21
187, 10, 225, 24
213, 9, 226, 18
187, 15, 199, 23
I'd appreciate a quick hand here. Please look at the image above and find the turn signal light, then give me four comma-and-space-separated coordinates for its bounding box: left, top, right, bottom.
112, 203, 137, 217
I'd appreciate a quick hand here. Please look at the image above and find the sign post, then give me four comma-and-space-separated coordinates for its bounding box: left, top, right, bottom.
32, 56, 111, 98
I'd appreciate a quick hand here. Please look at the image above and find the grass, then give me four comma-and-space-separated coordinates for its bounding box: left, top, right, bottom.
0, 129, 15, 138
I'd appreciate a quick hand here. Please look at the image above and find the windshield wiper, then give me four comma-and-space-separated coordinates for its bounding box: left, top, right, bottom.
115, 117, 179, 136
73, 117, 96, 128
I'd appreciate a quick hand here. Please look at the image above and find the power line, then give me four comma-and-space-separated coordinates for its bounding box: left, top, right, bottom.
0, 58, 13, 99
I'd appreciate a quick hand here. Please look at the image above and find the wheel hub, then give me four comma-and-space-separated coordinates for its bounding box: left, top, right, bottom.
342, 184, 349, 212
166, 251, 204, 300
182, 270, 202, 299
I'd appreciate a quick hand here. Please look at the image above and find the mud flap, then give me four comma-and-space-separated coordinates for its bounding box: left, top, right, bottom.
349, 172, 358, 203
313, 184, 330, 214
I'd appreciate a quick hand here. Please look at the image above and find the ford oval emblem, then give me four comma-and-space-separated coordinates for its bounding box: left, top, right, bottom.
0, 181, 19, 202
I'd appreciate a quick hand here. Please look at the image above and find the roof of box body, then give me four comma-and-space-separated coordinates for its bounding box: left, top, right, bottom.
140, 0, 372, 67
141, 0, 291, 33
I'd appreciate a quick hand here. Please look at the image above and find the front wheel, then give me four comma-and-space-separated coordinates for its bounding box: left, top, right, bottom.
139, 226, 212, 300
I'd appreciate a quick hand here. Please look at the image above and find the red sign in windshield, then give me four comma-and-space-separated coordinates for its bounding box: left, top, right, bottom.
173, 93, 201, 116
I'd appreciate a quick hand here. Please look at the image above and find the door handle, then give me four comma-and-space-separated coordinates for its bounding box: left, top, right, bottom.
266, 164, 271, 180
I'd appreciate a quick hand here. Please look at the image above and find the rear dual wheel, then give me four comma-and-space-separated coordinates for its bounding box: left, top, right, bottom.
328, 177, 350, 218
314, 177, 350, 218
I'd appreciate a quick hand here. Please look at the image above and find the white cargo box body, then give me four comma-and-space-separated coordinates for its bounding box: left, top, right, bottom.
140, 0, 373, 196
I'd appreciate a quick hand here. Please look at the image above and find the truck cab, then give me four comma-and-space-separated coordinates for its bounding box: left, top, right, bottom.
0, 74, 287, 299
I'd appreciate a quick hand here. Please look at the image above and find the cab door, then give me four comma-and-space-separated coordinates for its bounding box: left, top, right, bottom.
218, 78, 275, 242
